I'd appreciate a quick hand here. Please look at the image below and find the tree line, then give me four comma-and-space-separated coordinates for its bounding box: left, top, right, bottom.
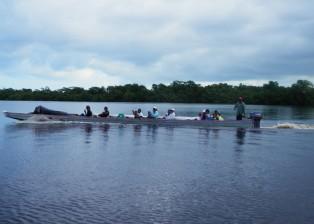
0, 80, 313, 106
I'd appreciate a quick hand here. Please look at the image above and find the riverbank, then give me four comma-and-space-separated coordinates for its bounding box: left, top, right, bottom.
1, 80, 314, 106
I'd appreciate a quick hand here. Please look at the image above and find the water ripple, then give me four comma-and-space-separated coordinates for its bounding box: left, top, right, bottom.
1, 123, 314, 223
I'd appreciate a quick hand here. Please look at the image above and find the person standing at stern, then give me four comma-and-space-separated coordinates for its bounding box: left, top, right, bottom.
234, 97, 246, 120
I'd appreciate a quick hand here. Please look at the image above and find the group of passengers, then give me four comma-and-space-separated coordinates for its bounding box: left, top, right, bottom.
81, 105, 226, 121
81, 97, 247, 120
82, 105, 110, 118
133, 106, 161, 119
81, 105, 173, 119
198, 109, 224, 121
132, 107, 175, 119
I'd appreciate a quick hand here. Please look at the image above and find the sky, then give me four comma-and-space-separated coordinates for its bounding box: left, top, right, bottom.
0, 0, 314, 89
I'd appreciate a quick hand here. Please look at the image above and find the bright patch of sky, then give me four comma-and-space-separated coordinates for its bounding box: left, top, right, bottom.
1, 0, 314, 89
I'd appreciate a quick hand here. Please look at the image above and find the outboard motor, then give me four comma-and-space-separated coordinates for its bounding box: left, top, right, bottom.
249, 112, 262, 128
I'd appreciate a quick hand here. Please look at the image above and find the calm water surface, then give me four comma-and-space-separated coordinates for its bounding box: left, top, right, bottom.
1, 101, 314, 224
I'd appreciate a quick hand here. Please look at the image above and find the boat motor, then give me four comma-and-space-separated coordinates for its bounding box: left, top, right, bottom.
250, 112, 262, 128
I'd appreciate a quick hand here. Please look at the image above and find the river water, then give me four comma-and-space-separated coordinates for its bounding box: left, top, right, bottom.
1, 101, 314, 224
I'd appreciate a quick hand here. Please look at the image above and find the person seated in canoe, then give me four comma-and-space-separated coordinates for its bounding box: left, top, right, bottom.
81, 105, 93, 117
147, 106, 159, 119
196, 112, 202, 120
98, 106, 110, 117
212, 110, 218, 120
133, 108, 144, 119
164, 108, 176, 119
213, 110, 224, 121
200, 109, 210, 120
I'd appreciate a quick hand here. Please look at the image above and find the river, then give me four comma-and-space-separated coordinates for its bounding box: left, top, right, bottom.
1, 101, 314, 224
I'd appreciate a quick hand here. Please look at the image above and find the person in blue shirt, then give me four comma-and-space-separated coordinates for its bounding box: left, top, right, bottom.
148, 106, 159, 118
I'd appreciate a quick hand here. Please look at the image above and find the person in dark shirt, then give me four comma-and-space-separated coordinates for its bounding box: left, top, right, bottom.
98, 106, 110, 117
201, 109, 210, 120
84, 105, 93, 117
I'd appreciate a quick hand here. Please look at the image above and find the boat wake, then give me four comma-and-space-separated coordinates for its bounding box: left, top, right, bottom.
267, 122, 314, 130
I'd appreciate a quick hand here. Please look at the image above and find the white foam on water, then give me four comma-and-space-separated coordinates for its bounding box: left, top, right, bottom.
267, 122, 314, 130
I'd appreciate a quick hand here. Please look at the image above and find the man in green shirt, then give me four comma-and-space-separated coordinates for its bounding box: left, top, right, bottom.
234, 97, 246, 120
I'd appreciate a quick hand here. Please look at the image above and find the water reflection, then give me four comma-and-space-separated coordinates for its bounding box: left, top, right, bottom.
5, 123, 71, 136
100, 124, 110, 133
210, 128, 220, 149
146, 125, 158, 144
4, 123, 265, 151
198, 128, 210, 146
235, 128, 246, 146
133, 125, 142, 146
133, 125, 142, 136
99, 124, 110, 147
83, 124, 93, 144
164, 126, 175, 143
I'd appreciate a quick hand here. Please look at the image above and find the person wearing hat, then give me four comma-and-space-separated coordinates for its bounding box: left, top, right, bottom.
153, 106, 159, 117
234, 97, 246, 120
164, 108, 176, 119
148, 106, 159, 118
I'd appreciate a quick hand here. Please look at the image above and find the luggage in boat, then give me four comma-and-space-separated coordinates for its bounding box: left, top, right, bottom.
33, 105, 69, 115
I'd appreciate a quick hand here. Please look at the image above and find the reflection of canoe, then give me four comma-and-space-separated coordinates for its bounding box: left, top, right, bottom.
4, 111, 261, 128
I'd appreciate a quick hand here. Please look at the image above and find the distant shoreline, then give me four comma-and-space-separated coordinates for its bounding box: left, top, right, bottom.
1, 80, 313, 106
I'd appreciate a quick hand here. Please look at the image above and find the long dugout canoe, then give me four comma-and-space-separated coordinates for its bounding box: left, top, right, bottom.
3, 112, 261, 128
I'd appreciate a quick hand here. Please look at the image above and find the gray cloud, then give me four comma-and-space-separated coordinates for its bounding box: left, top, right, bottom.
0, 0, 314, 89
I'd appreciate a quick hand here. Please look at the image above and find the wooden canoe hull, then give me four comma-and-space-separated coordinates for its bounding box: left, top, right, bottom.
3, 112, 258, 128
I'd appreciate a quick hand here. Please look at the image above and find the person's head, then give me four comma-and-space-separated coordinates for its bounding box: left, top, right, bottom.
137, 108, 142, 113
86, 105, 90, 110
148, 111, 152, 116
214, 110, 218, 115
153, 106, 157, 111
167, 109, 175, 114
239, 96, 243, 102
104, 106, 108, 111
205, 109, 210, 114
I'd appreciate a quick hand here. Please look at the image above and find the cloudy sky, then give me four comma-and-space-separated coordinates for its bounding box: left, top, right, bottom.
1, 0, 314, 89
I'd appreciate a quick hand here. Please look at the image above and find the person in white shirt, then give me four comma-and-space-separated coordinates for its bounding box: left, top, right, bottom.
133, 108, 144, 118
164, 108, 176, 119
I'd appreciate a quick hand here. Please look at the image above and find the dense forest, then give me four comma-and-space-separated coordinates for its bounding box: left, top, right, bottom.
0, 80, 314, 106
